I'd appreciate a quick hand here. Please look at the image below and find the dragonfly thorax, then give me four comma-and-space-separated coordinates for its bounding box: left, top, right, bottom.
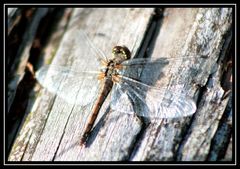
104, 60, 119, 79
102, 46, 131, 80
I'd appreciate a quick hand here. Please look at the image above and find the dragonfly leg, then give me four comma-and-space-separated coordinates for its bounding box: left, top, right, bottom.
115, 64, 123, 69
100, 59, 108, 66
112, 75, 121, 83
98, 72, 105, 80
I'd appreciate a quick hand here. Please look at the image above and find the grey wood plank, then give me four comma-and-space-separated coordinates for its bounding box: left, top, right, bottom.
8, 8, 74, 161
131, 8, 232, 161
8, 8, 49, 113
8, 8, 232, 162
8, 8, 154, 161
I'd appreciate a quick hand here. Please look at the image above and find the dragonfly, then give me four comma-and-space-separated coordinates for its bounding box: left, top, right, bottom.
35, 30, 198, 146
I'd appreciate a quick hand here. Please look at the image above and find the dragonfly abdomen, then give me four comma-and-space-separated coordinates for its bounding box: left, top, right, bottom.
80, 78, 113, 146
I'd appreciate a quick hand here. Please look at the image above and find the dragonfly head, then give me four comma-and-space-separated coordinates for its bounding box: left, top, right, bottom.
112, 46, 131, 63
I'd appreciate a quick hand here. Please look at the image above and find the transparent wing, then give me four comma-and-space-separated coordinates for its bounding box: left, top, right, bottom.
36, 65, 102, 106
35, 29, 111, 106
119, 56, 205, 87
111, 56, 200, 119
111, 75, 196, 119
121, 56, 204, 66
78, 30, 109, 63
59, 29, 109, 72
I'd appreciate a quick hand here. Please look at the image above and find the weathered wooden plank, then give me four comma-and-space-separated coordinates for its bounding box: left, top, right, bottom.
8, 8, 49, 113
131, 8, 232, 161
176, 8, 232, 161
8, 7, 232, 162
8, 8, 74, 161
7, 8, 20, 35
222, 135, 232, 161
51, 8, 154, 161
8, 8, 154, 161
7, 8, 51, 154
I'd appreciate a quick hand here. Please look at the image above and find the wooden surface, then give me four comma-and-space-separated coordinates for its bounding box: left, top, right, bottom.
7, 8, 233, 162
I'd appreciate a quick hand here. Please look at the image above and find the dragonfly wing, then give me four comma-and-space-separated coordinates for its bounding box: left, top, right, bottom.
36, 65, 102, 106
121, 56, 204, 67
77, 29, 109, 62
119, 56, 205, 87
62, 30, 109, 72
111, 83, 135, 115
110, 75, 196, 119
35, 29, 112, 106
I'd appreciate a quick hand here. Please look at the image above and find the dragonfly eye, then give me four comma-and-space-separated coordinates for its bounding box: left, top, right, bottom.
112, 46, 131, 60
120, 46, 131, 60
112, 46, 121, 54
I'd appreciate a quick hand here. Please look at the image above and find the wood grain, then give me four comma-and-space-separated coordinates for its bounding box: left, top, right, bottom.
7, 8, 233, 162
